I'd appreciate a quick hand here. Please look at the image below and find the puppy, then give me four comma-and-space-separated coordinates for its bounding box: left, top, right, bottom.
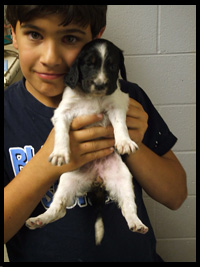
26, 39, 148, 244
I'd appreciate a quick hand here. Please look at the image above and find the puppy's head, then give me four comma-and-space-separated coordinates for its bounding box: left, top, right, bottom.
64, 39, 127, 96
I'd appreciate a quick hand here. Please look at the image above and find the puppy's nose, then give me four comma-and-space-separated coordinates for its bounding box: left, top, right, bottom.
94, 81, 107, 90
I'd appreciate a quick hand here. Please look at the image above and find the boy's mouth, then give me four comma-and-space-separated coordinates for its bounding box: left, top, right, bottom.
35, 72, 65, 80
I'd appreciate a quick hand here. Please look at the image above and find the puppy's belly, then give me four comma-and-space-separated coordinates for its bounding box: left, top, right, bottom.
81, 152, 121, 180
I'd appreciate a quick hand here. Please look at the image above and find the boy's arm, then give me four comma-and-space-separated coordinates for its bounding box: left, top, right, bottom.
125, 98, 187, 210
125, 145, 187, 210
4, 114, 114, 243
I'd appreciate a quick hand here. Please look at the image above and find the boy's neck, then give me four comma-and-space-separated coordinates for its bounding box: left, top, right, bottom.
25, 79, 62, 108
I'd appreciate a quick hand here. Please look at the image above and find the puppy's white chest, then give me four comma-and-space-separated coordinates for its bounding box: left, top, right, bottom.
76, 97, 102, 114
71, 95, 111, 127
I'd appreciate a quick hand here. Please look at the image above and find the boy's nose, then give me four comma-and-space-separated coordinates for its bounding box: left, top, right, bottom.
40, 41, 62, 68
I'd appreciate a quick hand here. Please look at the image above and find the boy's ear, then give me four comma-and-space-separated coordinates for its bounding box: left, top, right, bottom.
94, 26, 106, 39
64, 63, 79, 88
119, 50, 127, 81
11, 26, 18, 49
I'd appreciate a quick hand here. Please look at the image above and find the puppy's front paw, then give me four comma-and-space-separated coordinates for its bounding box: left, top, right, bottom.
49, 150, 70, 166
115, 138, 138, 155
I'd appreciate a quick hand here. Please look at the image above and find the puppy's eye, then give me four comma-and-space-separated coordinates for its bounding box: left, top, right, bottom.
91, 56, 96, 64
86, 56, 96, 66
106, 58, 118, 71
86, 61, 92, 66
110, 64, 118, 71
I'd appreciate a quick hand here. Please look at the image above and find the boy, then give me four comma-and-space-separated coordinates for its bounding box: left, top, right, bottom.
4, 5, 187, 262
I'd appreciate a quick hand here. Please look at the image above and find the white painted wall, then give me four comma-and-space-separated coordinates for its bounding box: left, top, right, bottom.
103, 5, 196, 262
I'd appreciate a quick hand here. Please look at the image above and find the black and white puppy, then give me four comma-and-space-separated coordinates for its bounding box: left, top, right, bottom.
26, 39, 148, 244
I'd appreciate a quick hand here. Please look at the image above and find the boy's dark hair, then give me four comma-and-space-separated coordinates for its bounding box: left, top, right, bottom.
6, 5, 107, 38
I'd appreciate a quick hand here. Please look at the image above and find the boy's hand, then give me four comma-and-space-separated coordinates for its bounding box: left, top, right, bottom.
44, 114, 115, 173
69, 114, 115, 169
126, 98, 148, 147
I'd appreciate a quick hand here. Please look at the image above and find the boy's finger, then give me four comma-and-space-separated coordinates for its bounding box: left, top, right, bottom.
71, 114, 103, 130
82, 147, 114, 164
70, 125, 114, 143
80, 138, 115, 154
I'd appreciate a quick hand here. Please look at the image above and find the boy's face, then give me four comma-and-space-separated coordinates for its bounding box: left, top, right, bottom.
12, 15, 94, 107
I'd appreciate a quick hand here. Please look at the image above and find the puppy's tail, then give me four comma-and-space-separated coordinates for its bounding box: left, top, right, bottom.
88, 176, 106, 245
95, 215, 104, 245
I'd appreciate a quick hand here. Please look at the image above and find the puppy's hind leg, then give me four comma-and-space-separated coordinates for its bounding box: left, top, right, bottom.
26, 171, 85, 229
102, 153, 148, 234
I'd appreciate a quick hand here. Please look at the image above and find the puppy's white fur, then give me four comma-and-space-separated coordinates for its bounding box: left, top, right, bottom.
26, 83, 148, 240
26, 40, 148, 244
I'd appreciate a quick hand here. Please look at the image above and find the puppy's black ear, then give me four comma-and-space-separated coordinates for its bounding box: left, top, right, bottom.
64, 63, 79, 88
119, 50, 127, 81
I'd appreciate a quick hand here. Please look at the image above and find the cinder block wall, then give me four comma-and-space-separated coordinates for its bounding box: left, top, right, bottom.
103, 5, 196, 262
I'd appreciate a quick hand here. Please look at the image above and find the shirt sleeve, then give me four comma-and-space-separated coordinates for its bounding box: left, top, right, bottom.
120, 80, 177, 156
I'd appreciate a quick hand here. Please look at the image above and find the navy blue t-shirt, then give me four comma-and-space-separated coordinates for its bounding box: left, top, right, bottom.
4, 78, 177, 262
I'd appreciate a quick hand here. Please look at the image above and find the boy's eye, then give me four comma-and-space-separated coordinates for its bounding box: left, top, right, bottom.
63, 35, 79, 44
27, 31, 42, 40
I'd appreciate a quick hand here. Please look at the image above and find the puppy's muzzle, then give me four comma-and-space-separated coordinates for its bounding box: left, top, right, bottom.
86, 80, 108, 96
93, 81, 108, 91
